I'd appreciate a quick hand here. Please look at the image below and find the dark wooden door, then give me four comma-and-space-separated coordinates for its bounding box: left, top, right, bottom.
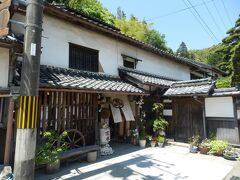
173, 98, 203, 142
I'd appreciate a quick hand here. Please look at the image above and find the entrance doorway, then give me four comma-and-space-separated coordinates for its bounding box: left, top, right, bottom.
173, 98, 204, 142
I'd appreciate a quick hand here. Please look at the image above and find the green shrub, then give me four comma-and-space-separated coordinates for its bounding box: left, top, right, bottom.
209, 140, 228, 154
157, 136, 165, 143
35, 131, 68, 165
139, 129, 146, 140
153, 118, 169, 132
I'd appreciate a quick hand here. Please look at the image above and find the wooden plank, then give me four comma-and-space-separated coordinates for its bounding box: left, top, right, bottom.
57, 92, 61, 133
66, 92, 70, 129
37, 92, 43, 138
70, 92, 73, 129
78, 93, 81, 130
48, 92, 52, 127
52, 91, 57, 131
93, 94, 99, 145
79, 92, 83, 132
4, 97, 14, 165
83, 93, 86, 135
62, 91, 66, 130
42, 91, 47, 132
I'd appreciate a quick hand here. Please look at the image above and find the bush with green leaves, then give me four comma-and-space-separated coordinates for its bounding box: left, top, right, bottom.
153, 118, 169, 132
35, 131, 68, 165
152, 103, 169, 133
157, 136, 165, 143
208, 140, 228, 154
139, 128, 146, 140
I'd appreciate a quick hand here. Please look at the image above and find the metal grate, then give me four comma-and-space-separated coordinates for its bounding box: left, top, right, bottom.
69, 43, 99, 72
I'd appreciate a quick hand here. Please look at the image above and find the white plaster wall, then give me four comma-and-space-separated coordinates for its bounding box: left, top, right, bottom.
12, 13, 191, 80
0, 48, 9, 88
205, 97, 234, 118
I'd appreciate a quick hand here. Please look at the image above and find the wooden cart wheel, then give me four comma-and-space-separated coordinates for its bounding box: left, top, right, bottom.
58, 129, 85, 149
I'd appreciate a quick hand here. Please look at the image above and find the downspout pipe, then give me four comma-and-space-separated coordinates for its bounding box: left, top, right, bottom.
193, 96, 207, 139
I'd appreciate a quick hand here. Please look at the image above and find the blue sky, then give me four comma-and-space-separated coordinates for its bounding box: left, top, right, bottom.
99, 0, 240, 51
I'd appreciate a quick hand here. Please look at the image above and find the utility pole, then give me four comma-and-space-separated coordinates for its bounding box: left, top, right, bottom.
14, 0, 44, 179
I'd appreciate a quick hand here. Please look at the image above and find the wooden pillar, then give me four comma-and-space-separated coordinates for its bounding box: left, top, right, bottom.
233, 97, 240, 144
202, 101, 207, 139
4, 97, 14, 165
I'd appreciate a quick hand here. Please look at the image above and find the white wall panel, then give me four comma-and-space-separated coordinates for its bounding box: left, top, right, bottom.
12, 13, 191, 80
205, 97, 234, 118
0, 48, 9, 88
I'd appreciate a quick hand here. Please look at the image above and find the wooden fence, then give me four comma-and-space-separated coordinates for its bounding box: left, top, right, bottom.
38, 91, 98, 145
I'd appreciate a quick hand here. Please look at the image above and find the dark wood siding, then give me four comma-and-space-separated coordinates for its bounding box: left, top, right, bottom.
69, 43, 99, 72
206, 118, 239, 144
172, 98, 204, 142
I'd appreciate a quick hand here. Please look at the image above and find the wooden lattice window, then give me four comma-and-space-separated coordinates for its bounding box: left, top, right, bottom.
69, 43, 99, 72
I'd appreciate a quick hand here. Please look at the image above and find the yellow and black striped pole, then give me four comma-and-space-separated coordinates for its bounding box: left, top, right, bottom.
14, 0, 44, 179
17, 96, 39, 129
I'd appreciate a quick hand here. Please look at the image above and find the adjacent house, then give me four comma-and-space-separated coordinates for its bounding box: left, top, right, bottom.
164, 80, 240, 144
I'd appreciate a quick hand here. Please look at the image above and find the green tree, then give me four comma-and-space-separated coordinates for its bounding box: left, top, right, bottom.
50, 0, 115, 25
176, 42, 192, 58
231, 42, 240, 87
117, 7, 126, 20
114, 15, 171, 52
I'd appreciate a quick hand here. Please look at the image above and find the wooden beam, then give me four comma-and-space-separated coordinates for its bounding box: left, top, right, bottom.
4, 97, 14, 165
39, 87, 148, 96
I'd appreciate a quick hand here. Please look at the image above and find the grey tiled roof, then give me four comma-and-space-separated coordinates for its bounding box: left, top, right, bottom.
119, 67, 176, 87
0, 87, 10, 94
14, 64, 146, 94
211, 87, 240, 96
164, 78, 214, 96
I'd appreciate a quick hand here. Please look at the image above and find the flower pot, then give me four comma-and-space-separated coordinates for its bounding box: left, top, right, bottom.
46, 159, 60, 174
150, 141, 156, 147
223, 153, 238, 161
199, 146, 210, 155
214, 151, 224, 156
158, 142, 164, 148
132, 137, 137, 145
139, 140, 146, 148
87, 151, 97, 162
189, 145, 198, 153
158, 130, 166, 136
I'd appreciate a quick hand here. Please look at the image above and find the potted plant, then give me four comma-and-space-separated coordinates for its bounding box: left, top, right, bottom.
147, 135, 156, 147
152, 103, 169, 136
188, 135, 200, 153
208, 140, 227, 156
139, 129, 147, 148
199, 138, 211, 155
35, 131, 68, 174
223, 146, 238, 160
157, 135, 165, 147
131, 129, 139, 145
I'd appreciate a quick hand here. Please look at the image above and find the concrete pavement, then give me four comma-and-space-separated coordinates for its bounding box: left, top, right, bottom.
36, 144, 239, 180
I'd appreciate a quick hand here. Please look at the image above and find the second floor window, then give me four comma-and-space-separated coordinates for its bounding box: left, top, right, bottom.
69, 43, 99, 72
122, 55, 138, 69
